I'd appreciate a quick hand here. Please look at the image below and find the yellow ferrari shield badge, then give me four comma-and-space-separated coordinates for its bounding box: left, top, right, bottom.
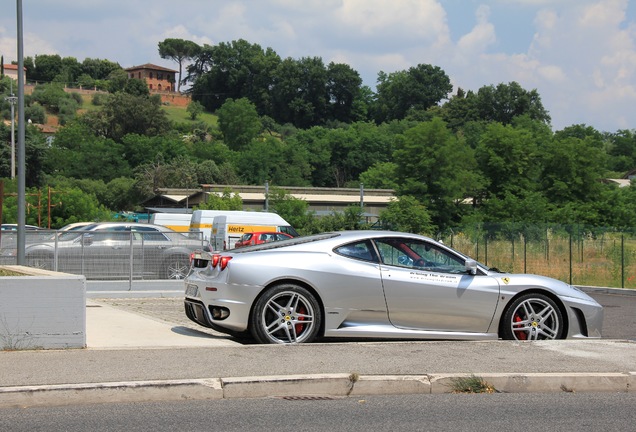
501, 277, 510, 285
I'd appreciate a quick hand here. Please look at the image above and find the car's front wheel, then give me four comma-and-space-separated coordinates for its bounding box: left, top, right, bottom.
251, 284, 321, 344
501, 293, 565, 340
25, 252, 53, 271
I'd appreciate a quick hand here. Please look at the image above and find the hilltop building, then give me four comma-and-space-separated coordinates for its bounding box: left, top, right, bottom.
2, 63, 27, 81
124, 63, 177, 92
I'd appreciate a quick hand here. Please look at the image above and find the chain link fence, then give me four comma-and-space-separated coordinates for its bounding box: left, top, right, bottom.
440, 224, 636, 289
0, 230, 208, 281
3, 224, 636, 288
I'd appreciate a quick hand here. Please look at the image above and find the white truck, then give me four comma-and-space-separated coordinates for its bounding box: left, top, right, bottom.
149, 213, 192, 233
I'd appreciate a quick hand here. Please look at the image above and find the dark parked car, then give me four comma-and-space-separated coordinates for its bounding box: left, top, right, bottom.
1, 222, 210, 280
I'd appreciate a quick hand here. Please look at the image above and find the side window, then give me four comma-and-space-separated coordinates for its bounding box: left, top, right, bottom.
94, 226, 130, 241
374, 238, 467, 274
334, 241, 377, 262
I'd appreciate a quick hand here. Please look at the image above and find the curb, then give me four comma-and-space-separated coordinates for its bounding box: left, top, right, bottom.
1, 372, 634, 408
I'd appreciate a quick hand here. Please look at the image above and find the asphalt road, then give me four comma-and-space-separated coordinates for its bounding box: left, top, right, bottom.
95, 290, 636, 341
2, 393, 636, 432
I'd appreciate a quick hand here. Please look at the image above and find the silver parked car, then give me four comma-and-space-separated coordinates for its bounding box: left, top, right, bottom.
184, 230, 603, 344
3, 222, 210, 280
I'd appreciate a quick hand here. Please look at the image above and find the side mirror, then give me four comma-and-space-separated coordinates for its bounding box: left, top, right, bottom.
465, 259, 478, 275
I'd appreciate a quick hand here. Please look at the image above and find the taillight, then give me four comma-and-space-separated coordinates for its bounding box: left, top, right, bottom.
219, 256, 232, 270
210, 254, 231, 270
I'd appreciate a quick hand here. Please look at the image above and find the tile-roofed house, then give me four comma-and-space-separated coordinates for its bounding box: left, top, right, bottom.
2, 63, 27, 81
124, 63, 177, 92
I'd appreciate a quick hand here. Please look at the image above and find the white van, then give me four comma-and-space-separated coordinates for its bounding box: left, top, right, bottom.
150, 213, 192, 233
189, 210, 298, 248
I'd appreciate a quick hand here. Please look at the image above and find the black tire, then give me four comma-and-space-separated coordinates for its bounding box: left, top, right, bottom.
501, 293, 565, 340
25, 253, 54, 271
164, 254, 190, 279
250, 284, 321, 344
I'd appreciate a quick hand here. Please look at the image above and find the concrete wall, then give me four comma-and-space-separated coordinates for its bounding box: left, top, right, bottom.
0, 266, 86, 349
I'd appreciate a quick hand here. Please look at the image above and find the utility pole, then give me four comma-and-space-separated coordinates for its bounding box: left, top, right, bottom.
4, 80, 17, 179
16, 0, 26, 265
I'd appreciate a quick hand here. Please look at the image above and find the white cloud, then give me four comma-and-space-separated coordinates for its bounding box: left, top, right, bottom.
335, 0, 449, 44
457, 5, 496, 55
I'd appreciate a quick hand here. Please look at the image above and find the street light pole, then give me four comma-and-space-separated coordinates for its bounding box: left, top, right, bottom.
16, 0, 26, 264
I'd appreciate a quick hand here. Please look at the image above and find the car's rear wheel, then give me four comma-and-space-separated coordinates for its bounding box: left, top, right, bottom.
251, 284, 321, 344
164, 254, 190, 279
501, 293, 565, 340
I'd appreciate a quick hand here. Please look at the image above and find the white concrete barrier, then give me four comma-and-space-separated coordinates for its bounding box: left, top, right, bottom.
0, 266, 86, 349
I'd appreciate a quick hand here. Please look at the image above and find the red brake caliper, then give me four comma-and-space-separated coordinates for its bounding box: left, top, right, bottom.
513, 314, 527, 340
295, 306, 306, 335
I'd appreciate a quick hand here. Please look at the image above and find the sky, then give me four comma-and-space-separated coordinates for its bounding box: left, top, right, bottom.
1, 0, 636, 132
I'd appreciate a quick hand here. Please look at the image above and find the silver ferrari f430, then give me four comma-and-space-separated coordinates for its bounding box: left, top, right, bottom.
184, 231, 603, 344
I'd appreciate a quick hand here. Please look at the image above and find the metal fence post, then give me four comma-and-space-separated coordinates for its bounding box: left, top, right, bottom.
484, 236, 488, 266
569, 232, 573, 285
128, 232, 133, 291
524, 235, 527, 274
621, 234, 625, 289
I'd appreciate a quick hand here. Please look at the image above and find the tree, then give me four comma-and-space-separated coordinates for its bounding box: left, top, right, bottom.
379, 196, 433, 234
438, 88, 480, 131
393, 118, 484, 229
539, 135, 606, 205
284, 126, 333, 187
187, 100, 204, 120
271, 56, 328, 128
44, 122, 131, 181
236, 136, 312, 186
326, 62, 363, 123
217, 98, 261, 150
0, 123, 48, 187
374, 64, 452, 123
120, 134, 187, 170
158, 38, 201, 92
474, 82, 551, 125
606, 129, 636, 172
267, 187, 314, 234
123, 78, 150, 97
475, 122, 541, 199
25, 54, 63, 83
360, 162, 399, 189
106, 69, 129, 93
189, 39, 281, 114
30, 83, 68, 113
78, 93, 171, 142
195, 189, 243, 210
80, 58, 122, 80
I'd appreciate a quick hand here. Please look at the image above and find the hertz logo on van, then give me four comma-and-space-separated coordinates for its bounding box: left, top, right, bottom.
227, 225, 276, 233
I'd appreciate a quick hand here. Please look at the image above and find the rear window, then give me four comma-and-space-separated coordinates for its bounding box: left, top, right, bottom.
231, 232, 339, 253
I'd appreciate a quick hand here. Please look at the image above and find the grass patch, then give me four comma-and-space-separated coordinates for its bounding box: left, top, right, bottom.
163, 104, 218, 127
0, 269, 25, 276
449, 375, 496, 394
